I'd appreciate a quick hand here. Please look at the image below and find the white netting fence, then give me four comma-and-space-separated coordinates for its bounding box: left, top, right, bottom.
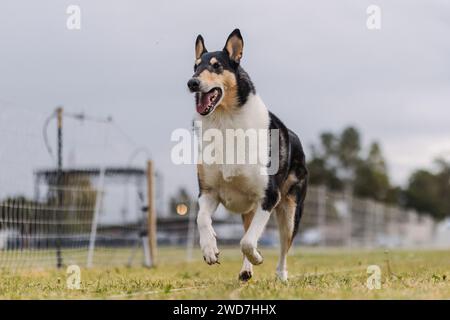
1, 100, 447, 270
163, 185, 442, 262
0, 101, 155, 270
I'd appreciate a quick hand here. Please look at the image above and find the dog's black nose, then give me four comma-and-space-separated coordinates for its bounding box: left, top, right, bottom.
187, 78, 200, 92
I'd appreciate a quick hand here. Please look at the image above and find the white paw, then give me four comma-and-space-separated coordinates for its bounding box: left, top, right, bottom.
240, 240, 263, 265
200, 237, 219, 265
276, 270, 288, 282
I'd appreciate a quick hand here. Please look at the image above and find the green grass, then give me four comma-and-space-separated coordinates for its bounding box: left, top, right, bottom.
0, 247, 449, 299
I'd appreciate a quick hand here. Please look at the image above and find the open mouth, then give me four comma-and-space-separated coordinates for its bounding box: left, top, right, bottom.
195, 88, 223, 116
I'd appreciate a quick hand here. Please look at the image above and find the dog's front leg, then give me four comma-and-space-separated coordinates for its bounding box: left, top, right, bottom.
197, 193, 220, 265
240, 204, 271, 265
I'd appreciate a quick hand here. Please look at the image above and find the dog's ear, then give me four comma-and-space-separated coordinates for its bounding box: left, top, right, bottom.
195, 35, 207, 60
223, 29, 244, 64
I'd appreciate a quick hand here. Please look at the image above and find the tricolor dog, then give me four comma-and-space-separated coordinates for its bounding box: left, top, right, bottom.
187, 29, 308, 281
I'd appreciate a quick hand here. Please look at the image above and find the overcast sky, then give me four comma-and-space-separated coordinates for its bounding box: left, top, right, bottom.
0, 0, 449, 208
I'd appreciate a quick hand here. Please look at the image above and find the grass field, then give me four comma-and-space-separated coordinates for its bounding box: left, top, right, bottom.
0, 247, 449, 299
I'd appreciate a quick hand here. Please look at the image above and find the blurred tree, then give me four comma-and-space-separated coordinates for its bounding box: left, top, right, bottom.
308, 127, 449, 216
385, 186, 405, 205
354, 142, 391, 202
307, 157, 343, 191
308, 126, 393, 202
366, 142, 386, 173
308, 131, 342, 191
405, 159, 450, 220
337, 127, 361, 182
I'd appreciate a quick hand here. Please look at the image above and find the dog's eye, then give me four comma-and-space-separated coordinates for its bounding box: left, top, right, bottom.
212, 62, 220, 69
194, 64, 198, 71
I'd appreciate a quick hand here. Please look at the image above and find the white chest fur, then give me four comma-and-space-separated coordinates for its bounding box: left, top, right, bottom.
196, 94, 270, 214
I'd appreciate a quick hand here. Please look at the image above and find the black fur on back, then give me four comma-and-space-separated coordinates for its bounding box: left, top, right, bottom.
262, 112, 308, 239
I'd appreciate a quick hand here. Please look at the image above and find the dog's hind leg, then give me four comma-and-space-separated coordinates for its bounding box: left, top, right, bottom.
275, 182, 307, 281
239, 210, 255, 281
275, 199, 296, 281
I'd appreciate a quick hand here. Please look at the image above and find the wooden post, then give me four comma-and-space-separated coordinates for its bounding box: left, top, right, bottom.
147, 160, 157, 267
317, 185, 327, 247
55, 107, 63, 268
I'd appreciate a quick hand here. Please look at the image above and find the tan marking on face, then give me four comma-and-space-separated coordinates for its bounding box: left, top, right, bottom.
195, 59, 201, 65
197, 69, 217, 86
197, 69, 238, 113
218, 70, 238, 111
209, 57, 218, 65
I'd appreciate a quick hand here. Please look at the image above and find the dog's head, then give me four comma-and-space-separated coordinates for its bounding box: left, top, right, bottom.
187, 29, 245, 116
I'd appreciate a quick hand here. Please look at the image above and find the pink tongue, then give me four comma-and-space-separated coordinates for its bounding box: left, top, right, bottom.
196, 92, 214, 114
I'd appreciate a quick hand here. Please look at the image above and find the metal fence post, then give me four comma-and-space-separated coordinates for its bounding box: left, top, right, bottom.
317, 185, 327, 247
345, 188, 353, 247
186, 198, 197, 261
55, 107, 63, 268
147, 160, 157, 267
87, 168, 106, 268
